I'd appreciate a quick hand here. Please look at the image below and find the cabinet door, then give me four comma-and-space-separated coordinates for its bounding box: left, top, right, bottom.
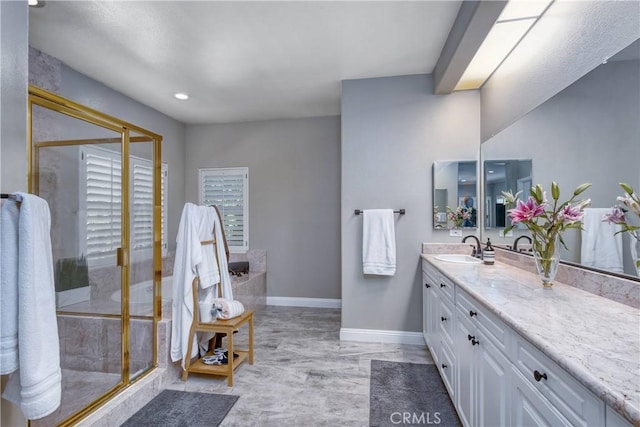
422, 273, 431, 343
429, 288, 442, 365
477, 325, 510, 427
455, 308, 476, 427
511, 367, 572, 427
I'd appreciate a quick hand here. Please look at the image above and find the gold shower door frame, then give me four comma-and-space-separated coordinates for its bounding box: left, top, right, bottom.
27, 85, 163, 426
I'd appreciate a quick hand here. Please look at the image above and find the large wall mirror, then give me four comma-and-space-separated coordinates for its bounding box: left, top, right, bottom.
433, 160, 478, 229
481, 39, 640, 279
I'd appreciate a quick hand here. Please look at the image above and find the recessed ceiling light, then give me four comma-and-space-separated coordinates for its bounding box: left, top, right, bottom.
29, 0, 45, 7
173, 92, 189, 100
488, 170, 495, 174
461, 179, 468, 182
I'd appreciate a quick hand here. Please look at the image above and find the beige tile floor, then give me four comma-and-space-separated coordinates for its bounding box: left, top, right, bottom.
165, 306, 432, 426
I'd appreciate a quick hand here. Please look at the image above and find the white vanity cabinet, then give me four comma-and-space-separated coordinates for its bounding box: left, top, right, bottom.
454, 288, 511, 427
422, 262, 455, 397
420, 257, 626, 427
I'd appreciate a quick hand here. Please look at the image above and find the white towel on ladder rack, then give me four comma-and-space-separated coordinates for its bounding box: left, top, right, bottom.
362, 209, 396, 276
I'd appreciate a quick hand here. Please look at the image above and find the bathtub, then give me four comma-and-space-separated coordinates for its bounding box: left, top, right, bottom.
111, 276, 173, 304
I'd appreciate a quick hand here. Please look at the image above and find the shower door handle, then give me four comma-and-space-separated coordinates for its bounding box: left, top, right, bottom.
116, 247, 127, 266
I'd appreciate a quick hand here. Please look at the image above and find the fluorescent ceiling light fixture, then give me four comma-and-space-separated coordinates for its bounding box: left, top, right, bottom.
29, 0, 45, 7
173, 92, 189, 100
488, 170, 495, 174
498, 0, 551, 21
455, 0, 552, 91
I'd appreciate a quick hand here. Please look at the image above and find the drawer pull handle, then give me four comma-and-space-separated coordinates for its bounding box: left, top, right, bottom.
533, 370, 547, 382
441, 316, 447, 322
471, 338, 480, 346
425, 283, 431, 288
469, 310, 477, 317
440, 283, 446, 288
441, 363, 448, 369
467, 334, 475, 341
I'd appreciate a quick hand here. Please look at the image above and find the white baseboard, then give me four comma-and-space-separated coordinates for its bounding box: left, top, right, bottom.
266, 297, 341, 309
339, 328, 426, 346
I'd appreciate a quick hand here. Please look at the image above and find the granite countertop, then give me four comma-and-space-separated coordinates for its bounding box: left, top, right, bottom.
421, 254, 640, 425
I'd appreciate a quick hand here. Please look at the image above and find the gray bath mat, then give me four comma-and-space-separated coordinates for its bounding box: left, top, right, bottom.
369, 360, 461, 427
120, 389, 239, 427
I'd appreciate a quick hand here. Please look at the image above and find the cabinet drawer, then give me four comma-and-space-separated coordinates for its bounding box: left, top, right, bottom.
422, 260, 440, 284
438, 297, 455, 347
513, 335, 605, 427
511, 366, 573, 426
437, 275, 455, 302
457, 288, 510, 352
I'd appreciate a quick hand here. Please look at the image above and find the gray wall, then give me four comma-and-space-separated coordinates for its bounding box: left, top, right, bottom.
482, 59, 640, 274
185, 117, 341, 299
341, 74, 479, 332
1, 1, 28, 194
480, 1, 640, 142
28, 56, 186, 251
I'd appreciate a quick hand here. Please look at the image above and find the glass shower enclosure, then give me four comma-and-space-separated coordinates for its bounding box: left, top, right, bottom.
28, 86, 162, 426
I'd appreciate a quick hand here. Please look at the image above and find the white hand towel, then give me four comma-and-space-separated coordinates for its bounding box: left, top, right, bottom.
2, 193, 61, 419
362, 209, 396, 276
215, 298, 245, 320
581, 208, 624, 273
0, 198, 20, 374
195, 205, 220, 289
212, 206, 233, 300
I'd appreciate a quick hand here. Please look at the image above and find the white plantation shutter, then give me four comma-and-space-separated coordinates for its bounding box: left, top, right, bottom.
131, 158, 153, 252
199, 168, 249, 252
161, 164, 168, 255
83, 148, 122, 264
82, 146, 168, 265
130, 160, 169, 257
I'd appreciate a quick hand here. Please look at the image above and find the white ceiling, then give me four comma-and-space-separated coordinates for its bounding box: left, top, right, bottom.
29, 1, 462, 124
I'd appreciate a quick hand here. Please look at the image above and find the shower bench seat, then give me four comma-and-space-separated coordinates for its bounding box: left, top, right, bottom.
182, 308, 254, 386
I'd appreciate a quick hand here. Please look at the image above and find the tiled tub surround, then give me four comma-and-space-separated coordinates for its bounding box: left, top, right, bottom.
422, 243, 640, 308
421, 249, 640, 425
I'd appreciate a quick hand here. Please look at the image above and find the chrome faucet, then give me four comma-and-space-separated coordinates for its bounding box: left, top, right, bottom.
513, 235, 532, 252
462, 235, 482, 258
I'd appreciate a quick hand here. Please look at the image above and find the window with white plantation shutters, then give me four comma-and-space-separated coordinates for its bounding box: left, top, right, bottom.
83, 148, 122, 264
199, 167, 249, 253
81, 146, 168, 266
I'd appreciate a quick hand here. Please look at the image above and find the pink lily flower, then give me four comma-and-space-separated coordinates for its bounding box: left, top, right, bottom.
558, 203, 585, 225
602, 206, 626, 224
507, 197, 546, 224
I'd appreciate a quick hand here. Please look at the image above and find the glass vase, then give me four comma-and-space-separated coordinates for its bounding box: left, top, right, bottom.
532, 234, 561, 288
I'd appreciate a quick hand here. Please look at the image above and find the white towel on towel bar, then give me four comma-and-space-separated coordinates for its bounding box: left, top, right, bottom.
2, 193, 61, 420
362, 209, 396, 276
581, 208, 624, 273
0, 197, 20, 375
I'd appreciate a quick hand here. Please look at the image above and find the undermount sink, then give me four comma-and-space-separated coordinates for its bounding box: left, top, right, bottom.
434, 254, 482, 264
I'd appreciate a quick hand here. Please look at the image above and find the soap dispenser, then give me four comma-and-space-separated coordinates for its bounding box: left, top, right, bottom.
483, 238, 495, 265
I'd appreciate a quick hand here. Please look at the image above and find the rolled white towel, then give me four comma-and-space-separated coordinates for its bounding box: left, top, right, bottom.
214, 299, 245, 320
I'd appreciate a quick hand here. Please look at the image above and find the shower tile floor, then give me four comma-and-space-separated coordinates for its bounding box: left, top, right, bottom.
164, 306, 432, 426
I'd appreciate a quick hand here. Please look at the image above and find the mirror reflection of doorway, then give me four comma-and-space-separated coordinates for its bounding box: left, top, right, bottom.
485, 196, 492, 228
495, 203, 506, 228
